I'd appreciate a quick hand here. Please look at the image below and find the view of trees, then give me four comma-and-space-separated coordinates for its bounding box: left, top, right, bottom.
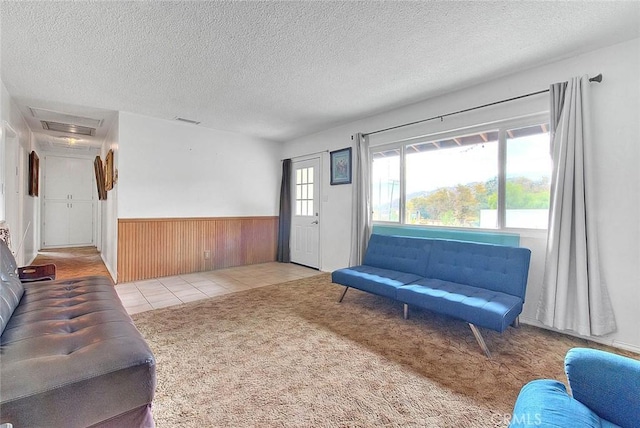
371, 123, 551, 228
378, 176, 550, 227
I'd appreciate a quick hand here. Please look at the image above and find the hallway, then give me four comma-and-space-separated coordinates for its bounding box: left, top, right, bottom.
31, 246, 318, 315
32, 246, 112, 281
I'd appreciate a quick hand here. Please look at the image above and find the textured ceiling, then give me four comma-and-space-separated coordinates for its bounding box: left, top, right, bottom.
1, 1, 639, 146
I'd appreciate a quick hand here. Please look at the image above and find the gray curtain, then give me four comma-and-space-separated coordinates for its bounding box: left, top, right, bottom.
536, 76, 616, 336
349, 133, 372, 266
276, 159, 292, 263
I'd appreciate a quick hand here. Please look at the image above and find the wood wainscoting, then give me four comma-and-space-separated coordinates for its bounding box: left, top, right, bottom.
117, 216, 278, 283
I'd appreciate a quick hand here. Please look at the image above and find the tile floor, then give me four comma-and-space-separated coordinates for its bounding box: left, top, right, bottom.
115, 262, 319, 315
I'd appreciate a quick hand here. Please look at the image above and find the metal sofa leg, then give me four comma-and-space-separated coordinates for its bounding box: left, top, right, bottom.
403, 303, 409, 320
468, 323, 492, 359
512, 316, 520, 328
338, 286, 349, 303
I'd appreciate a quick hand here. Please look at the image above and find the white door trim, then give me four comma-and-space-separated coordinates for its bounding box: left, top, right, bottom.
290, 156, 322, 269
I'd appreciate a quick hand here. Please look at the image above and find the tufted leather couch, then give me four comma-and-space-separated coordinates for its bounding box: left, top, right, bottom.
332, 234, 531, 357
0, 241, 156, 427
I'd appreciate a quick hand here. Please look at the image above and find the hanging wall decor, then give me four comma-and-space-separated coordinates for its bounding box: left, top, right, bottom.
94, 156, 107, 200
28, 151, 39, 196
105, 149, 114, 191
330, 147, 352, 185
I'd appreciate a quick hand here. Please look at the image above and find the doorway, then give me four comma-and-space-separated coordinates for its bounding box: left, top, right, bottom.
2, 123, 26, 264
41, 155, 96, 248
290, 157, 320, 269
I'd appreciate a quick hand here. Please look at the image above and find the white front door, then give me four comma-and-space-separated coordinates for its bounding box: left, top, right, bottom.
290, 157, 320, 269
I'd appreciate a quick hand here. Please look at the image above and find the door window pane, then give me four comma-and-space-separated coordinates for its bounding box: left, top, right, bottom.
295, 167, 314, 216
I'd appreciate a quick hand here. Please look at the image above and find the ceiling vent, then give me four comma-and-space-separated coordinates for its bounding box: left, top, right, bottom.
41, 120, 96, 136
174, 117, 201, 125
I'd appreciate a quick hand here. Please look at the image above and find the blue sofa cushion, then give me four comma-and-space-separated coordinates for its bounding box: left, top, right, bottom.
362, 234, 433, 277
396, 278, 523, 332
510, 379, 606, 428
425, 239, 531, 300
565, 348, 640, 428
331, 266, 422, 299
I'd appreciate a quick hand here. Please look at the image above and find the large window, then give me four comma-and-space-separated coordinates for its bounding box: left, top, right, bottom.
371, 120, 551, 230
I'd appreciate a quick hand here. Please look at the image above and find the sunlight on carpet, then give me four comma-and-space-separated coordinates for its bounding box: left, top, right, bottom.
132, 273, 634, 427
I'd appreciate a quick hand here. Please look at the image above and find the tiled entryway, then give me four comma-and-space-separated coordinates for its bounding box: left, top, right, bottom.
115, 262, 319, 315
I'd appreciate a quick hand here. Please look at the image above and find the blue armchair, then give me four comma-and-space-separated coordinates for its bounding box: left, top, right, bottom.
510, 347, 640, 428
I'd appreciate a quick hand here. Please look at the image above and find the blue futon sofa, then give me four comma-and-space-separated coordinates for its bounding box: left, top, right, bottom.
332, 234, 531, 357
510, 347, 640, 428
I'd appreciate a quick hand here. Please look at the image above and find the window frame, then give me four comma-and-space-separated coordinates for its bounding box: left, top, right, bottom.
294, 165, 315, 217
370, 113, 550, 233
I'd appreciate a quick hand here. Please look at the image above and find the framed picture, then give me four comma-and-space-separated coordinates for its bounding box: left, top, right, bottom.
94, 156, 107, 200
28, 151, 39, 197
105, 149, 114, 191
330, 147, 352, 185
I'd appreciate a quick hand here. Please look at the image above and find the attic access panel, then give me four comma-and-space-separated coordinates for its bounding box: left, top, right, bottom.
41, 120, 96, 136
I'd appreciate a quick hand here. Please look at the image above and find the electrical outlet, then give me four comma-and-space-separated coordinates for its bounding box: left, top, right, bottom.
204, 250, 211, 259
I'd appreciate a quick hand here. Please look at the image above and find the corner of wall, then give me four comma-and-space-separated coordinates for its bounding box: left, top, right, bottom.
98, 113, 120, 281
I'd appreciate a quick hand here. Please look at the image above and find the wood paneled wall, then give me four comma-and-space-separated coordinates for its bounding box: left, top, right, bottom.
117, 216, 278, 283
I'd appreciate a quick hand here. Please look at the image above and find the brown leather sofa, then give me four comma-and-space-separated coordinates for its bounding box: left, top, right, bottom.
0, 241, 156, 427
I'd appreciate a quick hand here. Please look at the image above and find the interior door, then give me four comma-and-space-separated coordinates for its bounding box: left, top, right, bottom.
290, 157, 320, 269
42, 201, 69, 247
42, 156, 95, 248
45, 156, 94, 200
68, 201, 94, 245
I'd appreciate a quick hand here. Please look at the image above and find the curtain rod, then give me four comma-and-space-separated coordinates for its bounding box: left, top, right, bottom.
364, 73, 603, 137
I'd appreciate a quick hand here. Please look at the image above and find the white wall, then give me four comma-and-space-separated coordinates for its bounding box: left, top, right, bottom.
99, 115, 119, 280
1, 82, 6, 222
1, 80, 38, 265
117, 111, 282, 218
283, 38, 640, 352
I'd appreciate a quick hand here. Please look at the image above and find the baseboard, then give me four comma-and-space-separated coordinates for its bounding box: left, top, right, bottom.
520, 316, 640, 355
25, 252, 38, 266
612, 340, 640, 355
100, 252, 118, 284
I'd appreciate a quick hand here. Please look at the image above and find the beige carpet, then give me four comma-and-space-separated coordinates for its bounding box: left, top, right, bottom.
132, 273, 636, 427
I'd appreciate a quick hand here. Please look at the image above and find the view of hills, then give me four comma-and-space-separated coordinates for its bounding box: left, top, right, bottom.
374, 176, 550, 227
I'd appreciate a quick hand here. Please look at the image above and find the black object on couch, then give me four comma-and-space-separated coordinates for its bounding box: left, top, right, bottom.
0, 240, 157, 427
